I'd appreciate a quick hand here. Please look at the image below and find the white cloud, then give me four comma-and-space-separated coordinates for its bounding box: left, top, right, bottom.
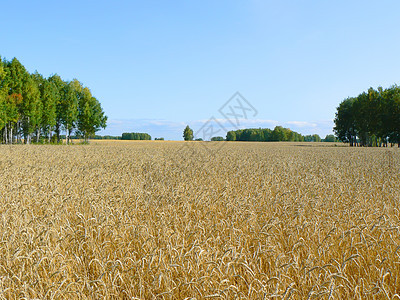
285, 121, 318, 128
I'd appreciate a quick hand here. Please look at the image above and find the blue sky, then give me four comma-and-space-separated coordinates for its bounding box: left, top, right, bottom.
1, 0, 400, 140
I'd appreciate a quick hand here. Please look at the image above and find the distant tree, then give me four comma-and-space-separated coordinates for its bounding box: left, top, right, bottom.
211, 136, 224, 141
121, 132, 151, 140
313, 134, 321, 142
304, 134, 321, 142
334, 97, 357, 146
226, 131, 236, 141
183, 125, 193, 141
93, 135, 120, 140
271, 126, 287, 141
323, 134, 336, 142
261, 128, 272, 141
289, 131, 303, 142
226, 127, 307, 142
155, 137, 164, 140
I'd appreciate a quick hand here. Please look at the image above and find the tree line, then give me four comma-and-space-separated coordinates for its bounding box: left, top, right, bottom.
93, 133, 157, 140
225, 126, 335, 142
0, 56, 107, 144
121, 132, 151, 140
92, 135, 121, 140
334, 85, 400, 147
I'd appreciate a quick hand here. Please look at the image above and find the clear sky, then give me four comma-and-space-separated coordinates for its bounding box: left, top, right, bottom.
1, 0, 400, 140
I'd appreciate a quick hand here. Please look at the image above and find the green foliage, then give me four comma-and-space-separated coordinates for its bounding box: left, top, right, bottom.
0, 56, 107, 144
93, 135, 121, 140
40, 78, 57, 141
211, 136, 224, 141
77, 86, 107, 142
226, 131, 236, 141
271, 126, 287, 141
48, 74, 66, 142
121, 132, 151, 140
61, 80, 79, 144
323, 134, 336, 142
304, 134, 321, 142
334, 85, 400, 146
155, 137, 164, 140
183, 125, 193, 141
226, 126, 311, 142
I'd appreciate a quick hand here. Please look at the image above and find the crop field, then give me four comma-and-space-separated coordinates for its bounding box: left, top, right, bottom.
0, 141, 399, 299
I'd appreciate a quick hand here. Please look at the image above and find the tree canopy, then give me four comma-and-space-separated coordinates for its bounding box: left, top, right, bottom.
334, 85, 400, 147
211, 136, 224, 141
121, 132, 151, 140
183, 125, 193, 141
0, 56, 107, 144
226, 126, 321, 142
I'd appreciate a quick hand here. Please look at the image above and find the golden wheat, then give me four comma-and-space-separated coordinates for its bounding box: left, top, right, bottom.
0, 141, 399, 299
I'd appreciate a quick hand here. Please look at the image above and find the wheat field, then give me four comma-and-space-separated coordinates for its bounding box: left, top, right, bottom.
0, 141, 399, 299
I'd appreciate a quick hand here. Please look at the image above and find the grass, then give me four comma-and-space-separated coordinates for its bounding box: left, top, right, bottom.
0, 141, 399, 299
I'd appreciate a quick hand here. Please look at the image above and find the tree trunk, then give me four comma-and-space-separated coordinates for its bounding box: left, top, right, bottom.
9, 124, 13, 145
4, 125, 7, 144
16, 121, 20, 144
55, 123, 60, 143
36, 128, 40, 143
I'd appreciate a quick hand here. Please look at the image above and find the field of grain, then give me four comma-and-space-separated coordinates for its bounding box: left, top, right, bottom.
0, 141, 399, 299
